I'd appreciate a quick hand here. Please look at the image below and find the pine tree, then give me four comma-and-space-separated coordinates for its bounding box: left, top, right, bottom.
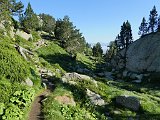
138, 17, 148, 36
55, 16, 74, 48
148, 6, 158, 33
125, 20, 133, 48
20, 2, 39, 31
92, 42, 103, 57
106, 41, 117, 61
39, 13, 56, 34
0, 0, 24, 22
11, 0, 24, 16
55, 15, 86, 54
119, 21, 133, 49
115, 34, 122, 50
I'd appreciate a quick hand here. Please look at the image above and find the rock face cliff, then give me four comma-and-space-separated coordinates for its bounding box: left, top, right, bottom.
112, 32, 160, 73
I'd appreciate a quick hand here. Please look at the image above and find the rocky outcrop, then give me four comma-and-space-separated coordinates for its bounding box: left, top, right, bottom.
16, 30, 33, 40
112, 32, 160, 73
14, 44, 33, 60
116, 95, 140, 111
86, 89, 105, 106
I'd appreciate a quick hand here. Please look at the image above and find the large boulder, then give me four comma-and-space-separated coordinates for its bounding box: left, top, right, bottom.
116, 95, 140, 111
16, 30, 33, 40
112, 33, 160, 73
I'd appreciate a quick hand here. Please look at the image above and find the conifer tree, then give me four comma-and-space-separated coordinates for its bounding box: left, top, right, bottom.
92, 42, 103, 57
39, 13, 56, 34
148, 6, 158, 33
0, 0, 24, 21
55, 16, 74, 48
20, 2, 39, 31
138, 17, 148, 36
119, 21, 133, 49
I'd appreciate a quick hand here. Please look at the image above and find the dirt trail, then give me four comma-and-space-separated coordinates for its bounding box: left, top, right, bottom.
28, 90, 50, 120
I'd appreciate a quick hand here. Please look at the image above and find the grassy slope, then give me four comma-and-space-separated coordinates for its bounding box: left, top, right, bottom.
1, 26, 160, 120
37, 40, 160, 120
0, 29, 41, 120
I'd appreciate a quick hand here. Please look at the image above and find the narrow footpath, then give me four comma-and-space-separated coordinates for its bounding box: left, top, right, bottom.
28, 67, 55, 120
28, 90, 49, 120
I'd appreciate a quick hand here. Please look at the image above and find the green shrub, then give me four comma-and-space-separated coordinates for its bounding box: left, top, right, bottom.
0, 42, 30, 82
2, 103, 23, 120
15, 35, 33, 50
0, 103, 5, 115
31, 31, 41, 42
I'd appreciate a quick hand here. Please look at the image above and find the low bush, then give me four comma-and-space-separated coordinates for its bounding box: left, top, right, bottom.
0, 42, 30, 82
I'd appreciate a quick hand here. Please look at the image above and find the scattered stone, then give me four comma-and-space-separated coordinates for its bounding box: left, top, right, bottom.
56, 69, 61, 73
132, 79, 142, 83
136, 74, 143, 80
22, 78, 33, 87
97, 73, 105, 77
9, 26, 15, 38
34, 39, 45, 48
14, 44, 33, 60
116, 95, 140, 111
62, 72, 91, 83
113, 110, 121, 115
92, 79, 98, 87
123, 70, 128, 77
42, 82, 47, 89
86, 89, 105, 106
104, 72, 114, 80
54, 95, 76, 106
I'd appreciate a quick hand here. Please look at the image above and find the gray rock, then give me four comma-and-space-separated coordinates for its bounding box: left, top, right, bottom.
116, 95, 140, 111
123, 70, 128, 77
130, 73, 143, 80
136, 74, 143, 80
22, 78, 33, 87
56, 69, 61, 73
92, 79, 98, 87
77, 68, 90, 73
86, 89, 105, 106
132, 79, 142, 83
113, 110, 121, 115
42, 82, 47, 89
0, 23, 5, 29
16, 30, 33, 40
9, 26, 15, 38
104, 72, 114, 80
112, 32, 160, 73
62, 72, 91, 82
97, 72, 105, 77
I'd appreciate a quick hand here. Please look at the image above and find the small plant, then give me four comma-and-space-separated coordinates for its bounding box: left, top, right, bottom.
2, 103, 23, 120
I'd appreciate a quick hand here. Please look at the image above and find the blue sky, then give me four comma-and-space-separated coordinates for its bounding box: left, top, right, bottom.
20, 0, 160, 44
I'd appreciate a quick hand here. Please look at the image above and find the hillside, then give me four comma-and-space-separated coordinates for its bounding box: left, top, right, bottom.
0, 22, 160, 120
0, 1, 160, 120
